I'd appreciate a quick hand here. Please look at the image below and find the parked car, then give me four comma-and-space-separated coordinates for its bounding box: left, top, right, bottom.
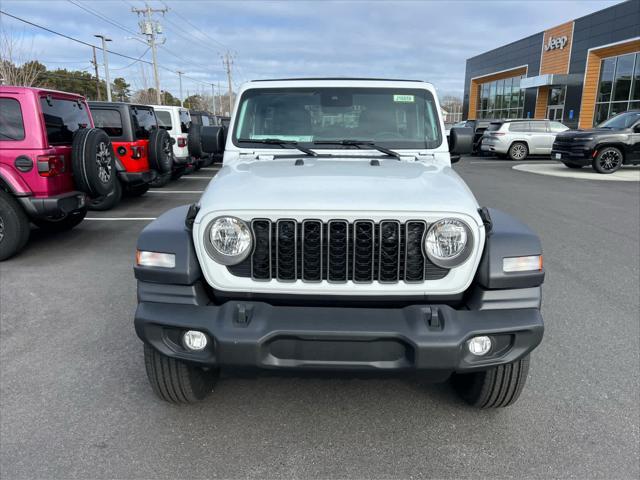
89, 102, 172, 207
188, 109, 215, 169
481, 119, 569, 160
134, 78, 545, 408
458, 119, 495, 155
552, 110, 640, 173
0, 86, 116, 260
152, 105, 192, 181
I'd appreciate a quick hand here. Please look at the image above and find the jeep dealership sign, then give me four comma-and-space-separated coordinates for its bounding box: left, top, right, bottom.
544, 35, 568, 51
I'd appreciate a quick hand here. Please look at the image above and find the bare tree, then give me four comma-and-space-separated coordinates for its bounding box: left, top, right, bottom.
0, 29, 41, 86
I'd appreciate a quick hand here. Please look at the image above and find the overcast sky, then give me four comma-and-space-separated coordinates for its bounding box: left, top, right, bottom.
0, 0, 621, 98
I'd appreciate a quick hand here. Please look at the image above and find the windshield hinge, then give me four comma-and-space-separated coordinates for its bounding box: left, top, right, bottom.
257, 154, 275, 161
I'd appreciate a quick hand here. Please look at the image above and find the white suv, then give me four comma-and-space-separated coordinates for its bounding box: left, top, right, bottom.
151, 105, 191, 165
481, 119, 569, 160
134, 78, 545, 408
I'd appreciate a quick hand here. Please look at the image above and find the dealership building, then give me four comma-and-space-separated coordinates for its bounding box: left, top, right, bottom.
462, 0, 640, 129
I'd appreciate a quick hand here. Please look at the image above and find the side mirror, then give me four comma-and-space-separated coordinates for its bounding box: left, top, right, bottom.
448, 126, 474, 163
201, 126, 225, 155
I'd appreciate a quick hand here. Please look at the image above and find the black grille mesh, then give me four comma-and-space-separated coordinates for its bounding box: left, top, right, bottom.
228, 219, 450, 282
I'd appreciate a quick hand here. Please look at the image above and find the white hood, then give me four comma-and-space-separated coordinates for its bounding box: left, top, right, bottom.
195, 157, 481, 222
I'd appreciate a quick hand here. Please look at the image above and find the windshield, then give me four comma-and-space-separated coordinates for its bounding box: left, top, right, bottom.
597, 111, 640, 129
233, 87, 442, 149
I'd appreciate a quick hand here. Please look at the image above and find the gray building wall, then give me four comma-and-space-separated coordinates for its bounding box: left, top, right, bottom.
462, 0, 640, 126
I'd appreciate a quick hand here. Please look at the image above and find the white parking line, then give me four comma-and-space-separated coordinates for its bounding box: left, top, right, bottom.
145, 190, 204, 193
85, 217, 156, 221
469, 161, 557, 165
200, 167, 221, 171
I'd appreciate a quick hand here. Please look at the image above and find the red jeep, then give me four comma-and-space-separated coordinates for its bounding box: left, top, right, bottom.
0, 86, 116, 260
89, 102, 172, 208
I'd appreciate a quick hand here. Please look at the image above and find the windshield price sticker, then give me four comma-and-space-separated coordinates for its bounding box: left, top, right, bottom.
393, 94, 415, 103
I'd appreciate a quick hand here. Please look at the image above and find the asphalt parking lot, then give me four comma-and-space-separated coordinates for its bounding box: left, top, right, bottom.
1, 158, 639, 479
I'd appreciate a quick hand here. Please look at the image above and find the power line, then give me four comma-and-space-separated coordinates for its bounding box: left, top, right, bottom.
110, 47, 150, 70
161, 1, 228, 50
67, 0, 138, 36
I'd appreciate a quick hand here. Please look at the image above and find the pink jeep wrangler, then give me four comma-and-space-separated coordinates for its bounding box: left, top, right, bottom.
0, 86, 116, 260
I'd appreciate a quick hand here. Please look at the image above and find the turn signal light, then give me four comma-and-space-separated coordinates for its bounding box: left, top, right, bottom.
503, 255, 543, 273
37, 155, 65, 177
136, 250, 176, 268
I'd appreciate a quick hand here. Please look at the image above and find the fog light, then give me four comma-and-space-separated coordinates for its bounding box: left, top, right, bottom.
467, 336, 492, 356
183, 330, 207, 351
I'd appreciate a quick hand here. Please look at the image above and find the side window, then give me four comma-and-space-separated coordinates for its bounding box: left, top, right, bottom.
0, 98, 25, 141
529, 121, 547, 132
202, 116, 210, 126
549, 121, 568, 133
508, 121, 529, 132
179, 109, 191, 134
92, 109, 123, 137
156, 110, 173, 130
40, 97, 91, 145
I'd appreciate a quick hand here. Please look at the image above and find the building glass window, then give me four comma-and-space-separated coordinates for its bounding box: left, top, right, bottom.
476, 75, 525, 119
594, 52, 640, 125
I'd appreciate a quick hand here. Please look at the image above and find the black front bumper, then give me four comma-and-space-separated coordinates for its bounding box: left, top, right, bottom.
135, 296, 543, 378
117, 169, 157, 185
551, 147, 593, 164
18, 191, 86, 219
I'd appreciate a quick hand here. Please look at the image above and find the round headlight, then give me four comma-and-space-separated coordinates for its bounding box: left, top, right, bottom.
424, 218, 473, 268
204, 216, 252, 265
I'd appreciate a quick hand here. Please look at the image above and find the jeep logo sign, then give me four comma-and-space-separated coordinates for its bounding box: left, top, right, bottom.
544, 35, 568, 51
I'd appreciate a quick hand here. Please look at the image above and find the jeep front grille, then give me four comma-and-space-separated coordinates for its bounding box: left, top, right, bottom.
227, 219, 449, 283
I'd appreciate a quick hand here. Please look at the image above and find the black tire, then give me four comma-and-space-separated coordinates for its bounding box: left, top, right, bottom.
88, 178, 122, 211
451, 355, 530, 408
72, 128, 116, 197
592, 146, 623, 174
562, 161, 584, 169
144, 344, 218, 404
32, 209, 86, 233
0, 190, 30, 261
188, 124, 203, 159
125, 183, 150, 197
148, 129, 173, 174
149, 173, 171, 188
508, 142, 528, 161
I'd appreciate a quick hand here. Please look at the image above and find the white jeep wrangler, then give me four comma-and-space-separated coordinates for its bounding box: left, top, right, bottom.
134, 78, 545, 408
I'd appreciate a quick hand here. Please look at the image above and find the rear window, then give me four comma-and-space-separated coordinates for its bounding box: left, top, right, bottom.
131, 107, 157, 139
92, 109, 123, 137
487, 122, 503, 132
156, 110, 172, 130
179, 109, 190, 134
0, 98, 25, 141
40, 97, 91, 145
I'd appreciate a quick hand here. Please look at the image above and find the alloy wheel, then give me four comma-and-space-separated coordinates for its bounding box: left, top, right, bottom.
96, 141, 113, 183
598, 150, 621, 171
511, 144, 527, 160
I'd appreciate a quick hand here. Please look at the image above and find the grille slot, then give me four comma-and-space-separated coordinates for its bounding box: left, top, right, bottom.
228, 219, 450, 283
276, 220, 297, 281
327, 220, 349, 282
302, 220, 323, 281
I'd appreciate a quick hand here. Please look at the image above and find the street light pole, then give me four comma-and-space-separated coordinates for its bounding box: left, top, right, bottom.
177, 71, 183, 106
210, 83, 215, 114
94, 35, 112, 102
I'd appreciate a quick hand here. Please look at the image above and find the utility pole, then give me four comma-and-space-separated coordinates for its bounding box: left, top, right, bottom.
177, 71, 183, 106
217, 80, 221, 115
94, 35, 112, 102
91, 46, 101, 100
211, 83, 216, 115
132, 3, 168, 105
221, 52, 234, 115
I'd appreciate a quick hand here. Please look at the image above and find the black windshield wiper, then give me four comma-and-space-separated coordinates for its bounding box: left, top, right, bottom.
312, 140, 402, 160
237, 138, 317, 156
